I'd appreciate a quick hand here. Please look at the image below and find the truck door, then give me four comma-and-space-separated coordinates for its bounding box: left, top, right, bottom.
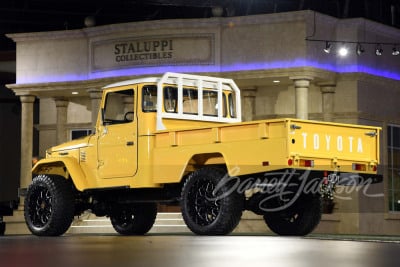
97, 87, 137, 179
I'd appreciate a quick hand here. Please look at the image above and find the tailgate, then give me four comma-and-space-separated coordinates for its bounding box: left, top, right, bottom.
287, 119, 380, 173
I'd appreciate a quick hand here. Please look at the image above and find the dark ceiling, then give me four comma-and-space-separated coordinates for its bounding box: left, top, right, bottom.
1, 0, 400, 51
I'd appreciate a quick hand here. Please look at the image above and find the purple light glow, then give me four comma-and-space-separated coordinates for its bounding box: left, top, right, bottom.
17, 58, 400, 84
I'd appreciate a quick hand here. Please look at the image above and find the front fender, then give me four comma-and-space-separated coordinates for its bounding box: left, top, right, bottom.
32, 157, 88, 191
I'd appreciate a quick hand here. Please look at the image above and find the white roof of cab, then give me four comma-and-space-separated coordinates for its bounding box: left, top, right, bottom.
102, 77, 160, 89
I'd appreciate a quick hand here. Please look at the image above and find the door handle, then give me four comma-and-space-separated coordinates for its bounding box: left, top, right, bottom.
126, 141, 134, 146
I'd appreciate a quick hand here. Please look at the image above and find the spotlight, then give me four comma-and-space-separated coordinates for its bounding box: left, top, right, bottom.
323, 41, 331, 54
356, 43, 364, 56
84, 16, 96, 27
338, 46, 348, 57
375, 44, 383, 56
392, 46, 400, 56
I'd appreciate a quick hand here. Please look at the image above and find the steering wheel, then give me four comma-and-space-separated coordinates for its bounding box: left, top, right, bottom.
124, 111, 135, 122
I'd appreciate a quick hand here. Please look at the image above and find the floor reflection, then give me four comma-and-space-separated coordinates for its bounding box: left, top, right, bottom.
0, 234, 399, 267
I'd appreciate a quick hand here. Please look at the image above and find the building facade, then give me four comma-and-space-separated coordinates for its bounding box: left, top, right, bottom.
6, 10, 400, 235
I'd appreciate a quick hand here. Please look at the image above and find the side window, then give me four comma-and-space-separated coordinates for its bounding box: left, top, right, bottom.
162, 87, 227, 117
228, 92, 237, 118
164, 87, 177, 112
163, 87, 199, 114
202, 91, 217, 116
182, 88, 198, 114
103, 89, 134, 125
142, 85, 157, 112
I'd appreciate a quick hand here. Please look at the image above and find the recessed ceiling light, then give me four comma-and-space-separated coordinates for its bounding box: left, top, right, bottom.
72, 91, 79, 95
273, 80, 280, 83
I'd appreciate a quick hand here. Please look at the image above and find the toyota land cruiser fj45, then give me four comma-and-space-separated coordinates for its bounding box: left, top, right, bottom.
26, 72, 380, 236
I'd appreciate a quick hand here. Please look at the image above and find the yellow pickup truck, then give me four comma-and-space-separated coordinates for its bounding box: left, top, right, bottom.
26, 72, 380, 236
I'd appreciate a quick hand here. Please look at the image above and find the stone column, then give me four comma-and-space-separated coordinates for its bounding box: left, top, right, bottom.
54, 98, 69, 144
290, 77, 313, 120
241, 87, 257, 121
320, 84, 336, 122
19, 95, 36, 190
88, 89, 103, 131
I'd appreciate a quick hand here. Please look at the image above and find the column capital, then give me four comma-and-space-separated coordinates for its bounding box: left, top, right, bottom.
241, 86, 257, 97
289, 76, 314, 81
87, 89, 103, 99
290, 76, 313, 88
19, 95, 36, 103
54, 97, 69, 108
320, 84, 336, 94
123, 95, 134, 105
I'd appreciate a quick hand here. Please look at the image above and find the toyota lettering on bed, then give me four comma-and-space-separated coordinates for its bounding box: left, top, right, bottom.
300, 133, 364, 153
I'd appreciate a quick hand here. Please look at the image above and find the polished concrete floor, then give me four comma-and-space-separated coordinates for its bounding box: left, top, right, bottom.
0, 234, 399, 267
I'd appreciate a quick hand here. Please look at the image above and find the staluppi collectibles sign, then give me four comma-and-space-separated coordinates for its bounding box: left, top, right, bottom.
91, 34, 214, 71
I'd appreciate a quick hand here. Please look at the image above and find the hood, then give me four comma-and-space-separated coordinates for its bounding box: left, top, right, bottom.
47, 135, 92, 154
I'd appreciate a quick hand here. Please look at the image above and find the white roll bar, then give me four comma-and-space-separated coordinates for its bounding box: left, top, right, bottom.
156, 72, 242, 130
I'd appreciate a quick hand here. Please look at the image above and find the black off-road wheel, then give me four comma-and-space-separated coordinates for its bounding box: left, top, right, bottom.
263, 194, 322, 236
181, 167, 244, 235
24, 175, 75, 236
110, 203, 157, 235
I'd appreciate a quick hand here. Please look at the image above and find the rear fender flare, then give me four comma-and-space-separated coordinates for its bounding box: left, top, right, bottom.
183, 153, 228, 175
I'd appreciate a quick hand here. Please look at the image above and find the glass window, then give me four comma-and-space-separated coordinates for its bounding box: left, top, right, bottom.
228, 92, 237, 118
71, 129, 92, 140
164, 87, 177, 113
162, 86, 200, 114
103, 89, 134, 125
203, 91, 218, 116
142, 85, 157, 112
147, 84, 232, 118
182, 88, 198, 114
388, 124, 400, 212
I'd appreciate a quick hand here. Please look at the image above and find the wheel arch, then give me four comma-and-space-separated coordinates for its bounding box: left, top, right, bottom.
180, 152, 228, 181
32, 157, 87, 191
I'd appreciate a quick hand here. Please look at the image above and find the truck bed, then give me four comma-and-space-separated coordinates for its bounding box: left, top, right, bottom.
152, 118, 380, 183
